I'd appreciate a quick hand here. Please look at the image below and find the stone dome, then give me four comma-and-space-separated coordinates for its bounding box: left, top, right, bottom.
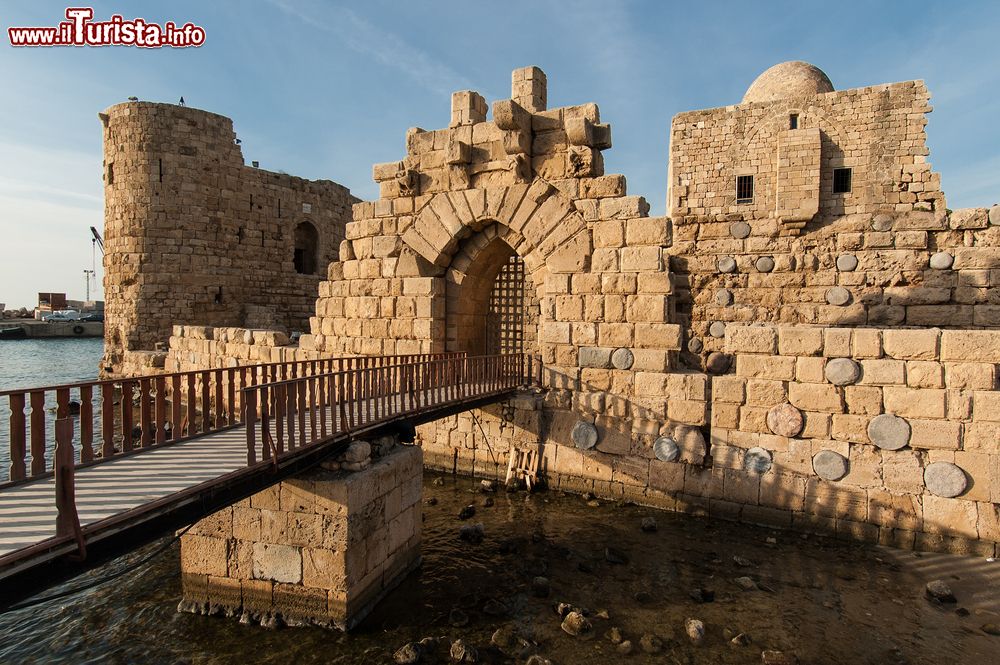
742, 61, 834, 104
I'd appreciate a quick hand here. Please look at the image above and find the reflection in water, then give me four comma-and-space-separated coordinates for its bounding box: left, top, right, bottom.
2, 472, 998, 664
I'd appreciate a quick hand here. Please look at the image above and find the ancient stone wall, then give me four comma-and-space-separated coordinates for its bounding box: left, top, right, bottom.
711, 324, 999, 554
179, 441, 422, 629
100, 102, 356, 375
161, 65, 999, 556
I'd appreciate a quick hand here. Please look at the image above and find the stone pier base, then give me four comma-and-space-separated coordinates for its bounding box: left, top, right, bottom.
179, 441, 422, 630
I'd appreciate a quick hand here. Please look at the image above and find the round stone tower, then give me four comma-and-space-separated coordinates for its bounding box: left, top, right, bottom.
99, 101, 244, 372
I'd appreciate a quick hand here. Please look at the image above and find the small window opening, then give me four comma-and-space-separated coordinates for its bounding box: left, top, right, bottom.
293, 221, 319, 275
158, 158, 163, 182
833, 168, 852, 194
237, 227, 245, 243
789, 114, 799, 130
214, 287, 223, 304
106, 162, 114, 185
736, 175, 754, 204
277, 199, 281, 219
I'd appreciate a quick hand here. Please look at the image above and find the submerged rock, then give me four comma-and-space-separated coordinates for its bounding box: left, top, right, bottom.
730, 632, 751, 647
604, 547, 629, 565
532, 576, 550, 598
448, 608, 469, 627
459, 523, 485, 544
689, 587, 714, 603
761, 650, 799, 664
393, 642, 422, 665
561, 611, 592, 637
639, 634, 662, 654
640, 516, 658, 532
606, 626, 623, 644
685, 618, 705, 645
617, 640, 633, 655
925, 580, 956, 603
458, 505, 476, 520
449, 639, 478, 663
734, 576, 758, 591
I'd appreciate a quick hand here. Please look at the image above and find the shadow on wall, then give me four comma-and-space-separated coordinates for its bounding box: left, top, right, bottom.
421, 364, 998, 558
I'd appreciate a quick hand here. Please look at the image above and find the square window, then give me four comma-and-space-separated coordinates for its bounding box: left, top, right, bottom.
833, 167, 852, 194
789, 114, 799, 129
736, 175, 754, 204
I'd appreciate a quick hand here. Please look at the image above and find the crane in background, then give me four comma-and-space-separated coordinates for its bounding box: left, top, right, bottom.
86, 227, 104, 302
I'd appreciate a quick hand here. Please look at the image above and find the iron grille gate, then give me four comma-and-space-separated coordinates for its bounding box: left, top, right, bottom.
487, 254, 526, 355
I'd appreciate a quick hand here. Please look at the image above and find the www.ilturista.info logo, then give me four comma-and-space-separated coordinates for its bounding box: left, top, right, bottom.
8, 7, 205, 48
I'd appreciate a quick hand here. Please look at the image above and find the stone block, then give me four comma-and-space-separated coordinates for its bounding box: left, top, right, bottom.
858, 359, 905, 385
252, 543, 303, 584
726, 326, 777, 354
941, 330, 1000, 362
788, 382, 843, 413
882, 387, 946, 419
945, 363, 996, 390
922, 495, 979, 539
883, 329, 939, 360
777, 327, 823, 356
736, 355, 796, 381
180, 534, 229, 577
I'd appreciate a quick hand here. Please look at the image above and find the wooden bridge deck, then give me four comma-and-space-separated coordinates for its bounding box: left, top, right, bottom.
0, 353, 534, 599
0, 424, 249, 557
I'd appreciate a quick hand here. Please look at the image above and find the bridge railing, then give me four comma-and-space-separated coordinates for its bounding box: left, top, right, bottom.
243, 353, 539, 464
0, 353, 463, 487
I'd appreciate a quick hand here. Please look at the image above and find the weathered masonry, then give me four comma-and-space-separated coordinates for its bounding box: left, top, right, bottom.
100, 102, 357, 376
155, 63, 998, 559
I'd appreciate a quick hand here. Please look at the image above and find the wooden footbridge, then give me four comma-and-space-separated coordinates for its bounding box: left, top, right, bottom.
0, 353, 538, 602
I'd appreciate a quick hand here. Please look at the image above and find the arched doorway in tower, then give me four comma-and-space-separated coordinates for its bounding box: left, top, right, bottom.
446, 230, 539, 357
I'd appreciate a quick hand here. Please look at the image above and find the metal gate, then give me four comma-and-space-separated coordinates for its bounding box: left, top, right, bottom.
486, 254, 526, 355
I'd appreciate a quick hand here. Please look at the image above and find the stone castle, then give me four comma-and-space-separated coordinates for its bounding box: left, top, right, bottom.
104, 62, 1000, 555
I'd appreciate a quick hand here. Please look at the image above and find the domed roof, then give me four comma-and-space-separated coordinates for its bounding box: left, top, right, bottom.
742, 61, 834, 104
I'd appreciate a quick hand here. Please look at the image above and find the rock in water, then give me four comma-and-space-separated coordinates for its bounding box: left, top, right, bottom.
393, 642, 422, 664
617, 640, 633, 655
761, 650, 799, 664
734, 576, 758, 591
480, 479, 496, 493
925, 579, 956, 603
640, 516, 658, 532
560, 611, 592, 637
639, 634, 662, 654
689, 587, 715, 603
449, 607, 470, 627
685, 618, 705, 644
606, 626, 623, 644
459, 523, 485, 544
730, 632, 751, 647
458, 504, 476, 520
604, 547, 629, 564
532, 576, 550, 598
449, 639, 478, 663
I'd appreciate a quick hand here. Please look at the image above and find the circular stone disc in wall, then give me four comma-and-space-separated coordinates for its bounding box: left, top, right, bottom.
867, 414, 910, 450
812, 450, 849, 481
990, 205, 1000, 226
743, 447, 773, 474
705, 352, 731, 374
825, 358, 861, 386
730, 221, 752, 239
571, 421, 598, 450
826, 287, 851, 306
767, 403, 804, 437
872, 214, 893, 232
924, 462, 968, 498
929, 252, 954, 270
688, 336, 704, 353
717, 257, 737, 274
715, 289, 734, 306
709, 321, 727, 338
755, 256, 775, 273
611, 347, 634, 370
653, 437, 680, 462
836, 254, 859, 272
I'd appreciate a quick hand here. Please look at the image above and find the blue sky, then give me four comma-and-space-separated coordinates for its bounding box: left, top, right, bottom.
1, 0, 998, 308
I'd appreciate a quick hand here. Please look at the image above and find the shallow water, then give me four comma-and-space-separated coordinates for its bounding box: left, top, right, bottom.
1, 471, 998, 664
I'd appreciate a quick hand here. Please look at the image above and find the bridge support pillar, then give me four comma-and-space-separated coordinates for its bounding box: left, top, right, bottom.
178, 437, 422, 630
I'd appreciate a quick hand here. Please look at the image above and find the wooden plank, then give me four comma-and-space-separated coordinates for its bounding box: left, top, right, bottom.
214, 370, 224, 429
101, 383, 115, 458
8, 393, 26, 481
154, 377, 166, 445
29, 391, 46, 476
245, 388, 257, 465
200, 371, 211, 434
139, 378, 153, 448
79, 386, 94, 463
121, 381, 134, 452
186, 374, 197, 438
170, 375, 182, 441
